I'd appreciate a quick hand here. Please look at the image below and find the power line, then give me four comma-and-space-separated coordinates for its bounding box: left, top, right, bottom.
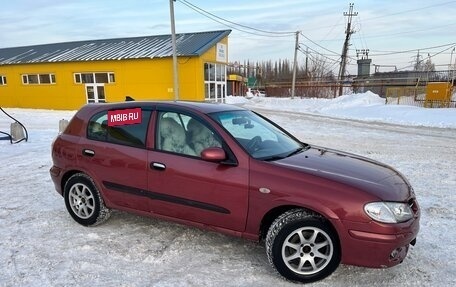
352, 42, 456, 56
350, 0, 456, 54
298, 1, 456, 34
296, 47, 340, 76
300, 32, 340, 56
177, 0, 295, 37
319, 15, 344, 42
353, 17, 369, 50
298, 45, 340, 64
397, 45, 456, 70
316, 21, 456, 43
362, 0, 456, 22
177, 0, 453, 75
361, 22, 456, 40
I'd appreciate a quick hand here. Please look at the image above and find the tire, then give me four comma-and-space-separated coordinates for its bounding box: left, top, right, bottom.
266, 209, 341, 283
64, 173, 111, 226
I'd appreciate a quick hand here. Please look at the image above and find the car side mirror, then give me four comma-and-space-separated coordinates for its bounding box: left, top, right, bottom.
201, 147, 226, 162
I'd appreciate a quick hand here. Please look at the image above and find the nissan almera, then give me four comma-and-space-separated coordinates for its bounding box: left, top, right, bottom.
50, 101, 419, 283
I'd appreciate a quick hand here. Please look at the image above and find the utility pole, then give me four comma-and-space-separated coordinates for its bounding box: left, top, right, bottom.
305, 46, 309, 78
337, 3, 357, 97
413, 50, 422, 71
291, 31, 299, 99
169, 0, 179, 101
451, 47, 455, 86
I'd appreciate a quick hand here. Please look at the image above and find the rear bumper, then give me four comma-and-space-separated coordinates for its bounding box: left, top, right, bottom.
336, 216, 420, 268
49, 165, 64, 196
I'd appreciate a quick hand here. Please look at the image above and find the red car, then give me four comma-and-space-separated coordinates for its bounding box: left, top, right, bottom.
50, 101, 420, 283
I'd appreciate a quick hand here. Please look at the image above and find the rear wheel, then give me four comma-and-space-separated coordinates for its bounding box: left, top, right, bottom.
266, 209, 341, 283
64, 173, 111, 226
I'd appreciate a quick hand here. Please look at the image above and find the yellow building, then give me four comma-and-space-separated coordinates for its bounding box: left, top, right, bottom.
0, 30, 231, 110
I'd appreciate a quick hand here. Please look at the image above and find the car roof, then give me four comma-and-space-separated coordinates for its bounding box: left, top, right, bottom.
84, 101, 244, 114
161, 101, 246, 113
77, 100, 245, 115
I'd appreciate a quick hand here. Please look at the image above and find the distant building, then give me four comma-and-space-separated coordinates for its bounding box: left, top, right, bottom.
227, 74, 247, 97
0, 30, 231, 110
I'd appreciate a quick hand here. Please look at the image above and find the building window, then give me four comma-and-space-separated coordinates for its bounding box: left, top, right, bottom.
204, 63, 226, 102
0, 75, 6, 85
22, 73, 56, 85
109, 73, 115, 83
74, 72, 115, 84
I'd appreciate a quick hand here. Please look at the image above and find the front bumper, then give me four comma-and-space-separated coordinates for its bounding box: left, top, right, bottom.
336, 216, 420, 268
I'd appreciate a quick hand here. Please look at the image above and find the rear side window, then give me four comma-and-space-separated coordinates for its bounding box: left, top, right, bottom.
87, 109, 151, 148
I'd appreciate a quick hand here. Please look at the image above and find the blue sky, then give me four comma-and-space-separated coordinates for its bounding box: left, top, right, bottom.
1, 0, 455, 75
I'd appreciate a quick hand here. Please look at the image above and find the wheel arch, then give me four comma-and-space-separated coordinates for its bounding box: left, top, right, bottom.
61, 169, 84, 194
259, 205, 340, 243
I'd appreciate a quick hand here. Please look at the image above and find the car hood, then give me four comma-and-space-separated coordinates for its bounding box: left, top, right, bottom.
271, 146, 412, 201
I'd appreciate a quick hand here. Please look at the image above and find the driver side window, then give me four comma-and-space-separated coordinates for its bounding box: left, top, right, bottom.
187, 118, 222, 155
156, 112, 221, 157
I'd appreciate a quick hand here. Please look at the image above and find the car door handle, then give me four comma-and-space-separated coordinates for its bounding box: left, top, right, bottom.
82, 149, 95, 157
151, 162, 166, 170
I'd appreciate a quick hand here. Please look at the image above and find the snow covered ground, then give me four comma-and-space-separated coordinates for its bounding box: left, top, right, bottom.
1, 92, 455, 286
229, 91, 456, 128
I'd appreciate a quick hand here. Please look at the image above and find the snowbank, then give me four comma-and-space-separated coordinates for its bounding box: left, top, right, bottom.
226, 92, 456, 128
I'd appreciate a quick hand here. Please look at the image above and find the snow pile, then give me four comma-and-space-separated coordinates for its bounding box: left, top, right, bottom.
226, 91, 456, 128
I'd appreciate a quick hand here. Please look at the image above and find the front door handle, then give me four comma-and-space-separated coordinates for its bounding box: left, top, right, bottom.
151, 162, 166, 170
82, 149, 95, 157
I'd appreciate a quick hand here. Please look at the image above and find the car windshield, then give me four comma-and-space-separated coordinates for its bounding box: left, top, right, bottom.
210, 110, 305, 160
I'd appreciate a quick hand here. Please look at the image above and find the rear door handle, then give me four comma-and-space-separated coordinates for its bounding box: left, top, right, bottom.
82, 149, 95, 157
151, 162, 166, 170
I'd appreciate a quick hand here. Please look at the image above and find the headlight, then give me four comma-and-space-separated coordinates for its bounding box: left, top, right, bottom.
364, 202, 413, 223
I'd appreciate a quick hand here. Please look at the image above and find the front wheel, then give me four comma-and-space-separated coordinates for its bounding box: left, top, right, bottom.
64, 173, 111, 226
266, 209, 341, 283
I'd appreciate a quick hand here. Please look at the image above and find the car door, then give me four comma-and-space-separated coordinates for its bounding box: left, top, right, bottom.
146, 109, 249, 232
78, 108, 152, 211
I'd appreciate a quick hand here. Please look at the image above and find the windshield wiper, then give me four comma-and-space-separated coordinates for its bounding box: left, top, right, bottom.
263, 155, 287, 161
263, 148, 303, 162
262, 144, 310, 162
286, 147, 305, 158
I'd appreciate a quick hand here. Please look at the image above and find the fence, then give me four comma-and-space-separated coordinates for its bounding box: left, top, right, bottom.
265, 82, 350, 98
385, 86, 456, 108
263, 81, 455, 108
